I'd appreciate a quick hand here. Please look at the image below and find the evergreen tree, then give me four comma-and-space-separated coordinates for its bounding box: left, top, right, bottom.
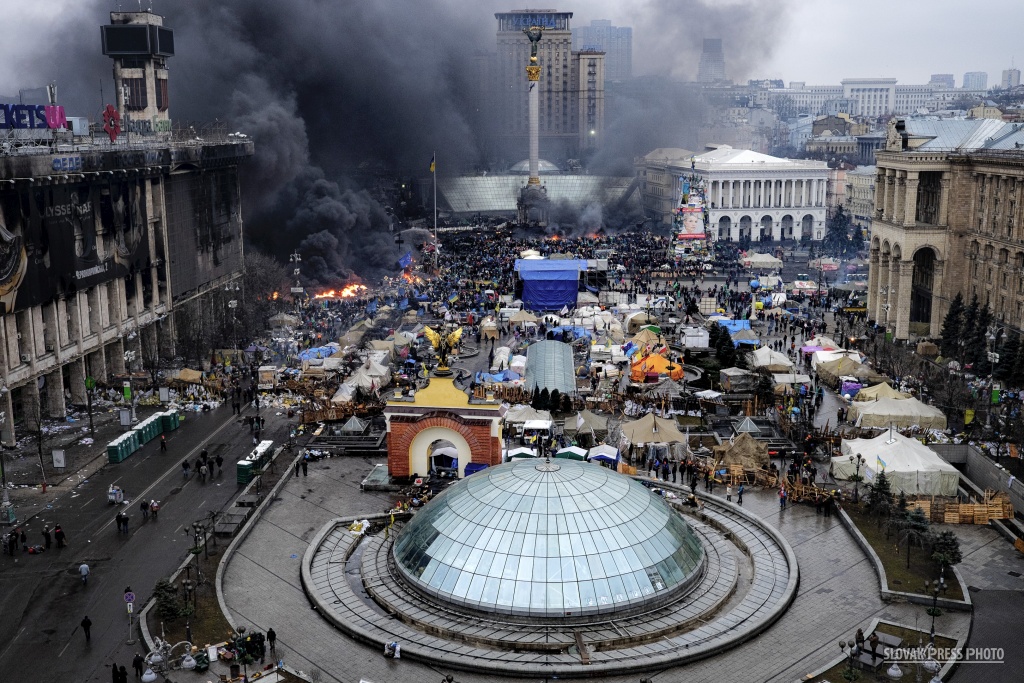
961, 294, 981, 367
538, 388, 550, 410
972, 302, 993, 373
930, 530, 963, 576
867, 469, 893, 516
531, 387, 542, 410
716, 331, 736, 367
938, 292, 965, 359
823, 205, 851, 257
549, 389, 561, 413
995, 331, 1020, 382
849, 225, 865, 254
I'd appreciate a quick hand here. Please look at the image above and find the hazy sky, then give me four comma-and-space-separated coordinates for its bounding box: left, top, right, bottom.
1, 0, 1021, 95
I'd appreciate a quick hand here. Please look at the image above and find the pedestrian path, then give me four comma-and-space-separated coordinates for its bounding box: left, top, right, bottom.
221, 456, 971, 683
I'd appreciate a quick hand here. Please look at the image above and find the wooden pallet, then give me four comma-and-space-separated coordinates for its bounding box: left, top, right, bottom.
944, 510, 960, 524
959, 504, 975, 524
911, 500, 931, 518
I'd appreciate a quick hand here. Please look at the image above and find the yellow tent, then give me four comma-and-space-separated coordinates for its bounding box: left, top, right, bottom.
631, 328, 665, 348
854, 382, 910, 402
630, 354, 684, 382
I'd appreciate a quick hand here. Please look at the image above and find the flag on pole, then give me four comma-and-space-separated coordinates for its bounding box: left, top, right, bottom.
576, 412, 585, 431
876, 455, 887, 470
429, 153, 435, 173
398, 251, 413, 269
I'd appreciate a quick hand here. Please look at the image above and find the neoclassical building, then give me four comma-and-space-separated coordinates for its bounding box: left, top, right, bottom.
869, 117, 1024, 340
637, 145, 829, 241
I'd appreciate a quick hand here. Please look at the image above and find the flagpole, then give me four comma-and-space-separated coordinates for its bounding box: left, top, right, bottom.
432, 150, 438, 271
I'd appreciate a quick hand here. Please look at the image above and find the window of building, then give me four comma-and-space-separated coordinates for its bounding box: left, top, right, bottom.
123, 77, 147, 110
156, 78, 169, 111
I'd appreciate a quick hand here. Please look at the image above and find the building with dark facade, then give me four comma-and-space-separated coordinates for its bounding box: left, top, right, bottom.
0, 10, 252, 444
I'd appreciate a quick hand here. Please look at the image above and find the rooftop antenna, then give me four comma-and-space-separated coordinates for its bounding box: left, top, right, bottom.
886, 421, 896, 445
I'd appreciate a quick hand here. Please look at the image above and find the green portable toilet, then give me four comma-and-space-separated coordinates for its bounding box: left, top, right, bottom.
237, 459, 254, 485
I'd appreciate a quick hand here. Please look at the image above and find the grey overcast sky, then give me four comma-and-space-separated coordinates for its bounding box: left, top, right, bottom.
1, 0, 1021, 96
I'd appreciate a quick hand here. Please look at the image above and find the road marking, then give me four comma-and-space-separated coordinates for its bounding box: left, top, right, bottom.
57, 630, 76, 658
0, 627, 25, 661
88, 412, 240, 542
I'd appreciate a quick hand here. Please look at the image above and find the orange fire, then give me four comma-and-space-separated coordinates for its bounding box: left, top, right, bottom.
313, 284, 367, 299
272, 291, 279, 300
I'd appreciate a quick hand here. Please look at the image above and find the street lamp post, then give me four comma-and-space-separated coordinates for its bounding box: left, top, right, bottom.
985, 325, 1005, 430
838, 639, 859, 682
923, 577, 946, 645
852, 454, 865, 503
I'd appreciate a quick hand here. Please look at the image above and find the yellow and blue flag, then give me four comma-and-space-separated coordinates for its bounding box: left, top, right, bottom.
429, 153, 435, 173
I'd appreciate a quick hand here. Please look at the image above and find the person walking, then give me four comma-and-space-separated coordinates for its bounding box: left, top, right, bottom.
140, 499, 150, 521
19, 527, 27, 552
301, 457, 308, 477
737, 484, 744, 506
118, 665, 128, 683
181, 460, 190, 479
54, 524, 66, 549
293, 459, 300, 478
159, 435, 167, 452
150, 500, 159, 519
111, 662, 119, 683
726, 484, 733, 502
779, 487, 787, 510
267, 627, 277, 658
132, 653, 144, 677
80, 562, 90, 585
215, 454, 224, 475
199, 461, 209, 483
81, 615, 92, 642
42, 526, 52, 549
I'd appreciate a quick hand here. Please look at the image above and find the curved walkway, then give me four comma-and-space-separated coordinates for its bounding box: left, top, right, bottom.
220, 457, 971, 683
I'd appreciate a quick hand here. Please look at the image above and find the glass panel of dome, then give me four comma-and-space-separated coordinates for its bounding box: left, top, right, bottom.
557, 534, 572, 557
452, 570, 473, 598
546, 535, 559, 557
441, 565, 461, 593
496, 579, 515, 607
600, 551, 620, 578
463, 548, 483, 573
500, 554, 517, 579
657, 558, 682, 584
516, 556, 533, 582
532, 556, 547, 582
574, 555, 593, 580
546, 582, 564, 611
562, 582, 581, 609
420, 559, 440, 585
607, 574, 627, 603
624, 569, 645, 597
546, 556, 562, 582
578, 579, 596, 608
530, 582, 547, 610
594, 578, 612, 606
521, 532, 537, 557
481, 577, 500, 604
592, 530, 609, 553
560, 556, 576, 582
513, 581, 531, 608
475, 551, 495, 577
467, 573, 486, 601
508, 532, 525, 555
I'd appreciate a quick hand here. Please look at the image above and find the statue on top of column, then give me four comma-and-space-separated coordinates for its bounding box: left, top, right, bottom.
523, 26, 544, 62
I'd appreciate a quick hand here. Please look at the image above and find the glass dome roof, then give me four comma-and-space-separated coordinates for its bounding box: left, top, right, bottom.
393, 459, 704, 617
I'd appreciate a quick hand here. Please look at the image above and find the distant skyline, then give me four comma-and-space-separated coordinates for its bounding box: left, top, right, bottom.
1, 0, 1021, 99
563, 0, 1021, 86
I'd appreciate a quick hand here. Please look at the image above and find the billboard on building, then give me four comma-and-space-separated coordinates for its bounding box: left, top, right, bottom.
0, 179, 150, 314
673, 206, 706, 239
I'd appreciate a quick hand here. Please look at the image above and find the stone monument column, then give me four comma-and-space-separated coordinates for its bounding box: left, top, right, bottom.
524, 26, 544, 186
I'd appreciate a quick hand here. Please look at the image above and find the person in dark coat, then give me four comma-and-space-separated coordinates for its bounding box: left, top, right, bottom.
81, 616, 92, 642
132, 653, 144, 676
42, 526, 52, 549
54, 524, 67, 548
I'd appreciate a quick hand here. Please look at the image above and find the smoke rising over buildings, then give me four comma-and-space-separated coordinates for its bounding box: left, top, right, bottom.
3, 0, 787, 282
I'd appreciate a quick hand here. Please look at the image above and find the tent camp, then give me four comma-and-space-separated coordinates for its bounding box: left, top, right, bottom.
847, 396, 947, 430
713, 432, 769, 469
816, 357, 885, 385
625, 311, 661, 334
503, 405, 552, 425
619, 413, 688, 445
742, 252, 783, 269
510, 309, 538, 324
731, 328, 760, 346
630, 354, 685, 382
833, 431, 959, 496
563, 410, 609, 443
631, 328, 667, 349
854, 382, 911, 402
750, 346, 795, 372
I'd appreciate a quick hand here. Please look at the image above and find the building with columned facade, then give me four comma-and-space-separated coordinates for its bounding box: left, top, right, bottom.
868, 117, 1024, 340
636, 146, 828, 241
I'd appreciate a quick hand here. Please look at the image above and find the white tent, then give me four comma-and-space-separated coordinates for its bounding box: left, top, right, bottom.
330, 383, 357, 404
742, 252, 783, 268
833, 431, 959, 496
810, 349, 861, 370
847, 396, 947, 430
751, 345, 795, 371
503, 405, 552, 424
509, 354, 528, 374
490, 346, 512, 372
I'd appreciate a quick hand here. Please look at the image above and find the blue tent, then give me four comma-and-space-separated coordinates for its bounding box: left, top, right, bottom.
548, 325, 593, 341
464, 463, 488, 476
717, 319, 751, 335
514, 259, 587, 311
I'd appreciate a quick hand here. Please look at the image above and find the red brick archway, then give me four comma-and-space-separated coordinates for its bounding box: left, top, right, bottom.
388, 411, 501, 478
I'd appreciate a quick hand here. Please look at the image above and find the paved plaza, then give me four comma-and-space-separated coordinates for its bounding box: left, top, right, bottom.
219, 452, 991, 683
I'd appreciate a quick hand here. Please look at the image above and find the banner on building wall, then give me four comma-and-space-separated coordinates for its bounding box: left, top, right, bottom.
0, 178, 150, 314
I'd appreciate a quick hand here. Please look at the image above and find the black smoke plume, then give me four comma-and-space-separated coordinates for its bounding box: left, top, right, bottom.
9, 0, 788, 282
